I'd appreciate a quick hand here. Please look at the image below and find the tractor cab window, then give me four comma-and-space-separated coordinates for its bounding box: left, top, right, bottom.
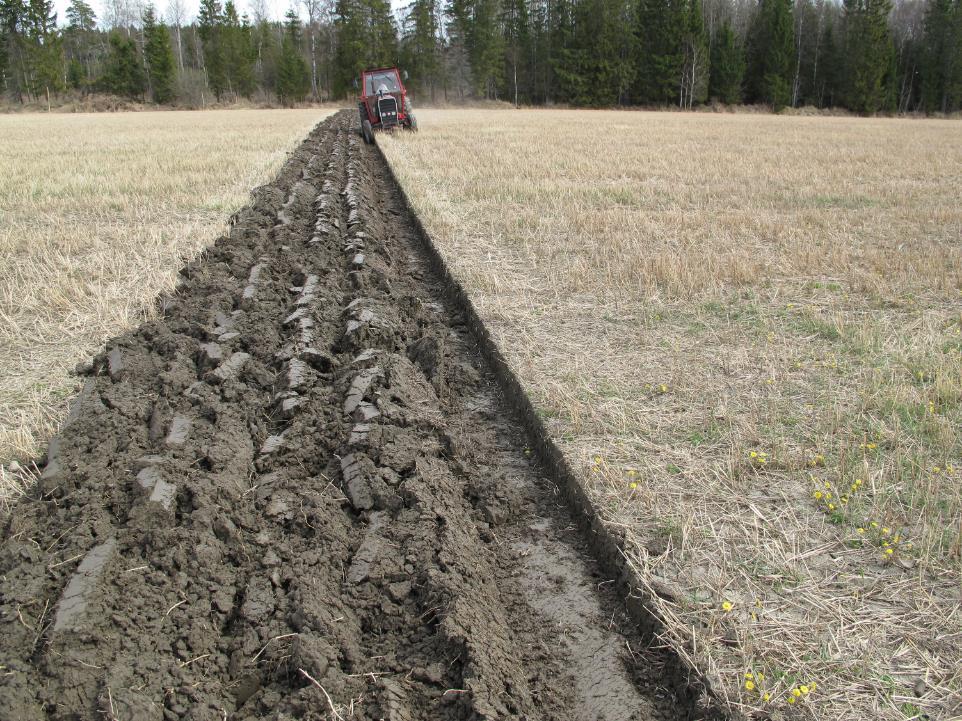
365, 71, 399, 96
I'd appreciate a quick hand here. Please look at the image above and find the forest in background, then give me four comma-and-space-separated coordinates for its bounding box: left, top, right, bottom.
1, 0, 961, 113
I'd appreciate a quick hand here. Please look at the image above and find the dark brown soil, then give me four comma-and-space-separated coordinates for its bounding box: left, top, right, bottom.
0, 111, 716, 721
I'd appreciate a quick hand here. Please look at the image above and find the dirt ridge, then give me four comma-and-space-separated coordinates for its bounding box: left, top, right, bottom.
1, 111, 716, 721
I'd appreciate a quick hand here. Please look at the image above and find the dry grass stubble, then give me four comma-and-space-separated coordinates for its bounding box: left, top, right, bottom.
0, 109, 331, 502
380, 109, 962, 720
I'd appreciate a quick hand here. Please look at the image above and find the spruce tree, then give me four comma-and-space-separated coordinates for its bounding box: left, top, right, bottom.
843, 0, 895, 113
634, 0, 687, 104
223, 1, 255, 98
143, 5, 176, 103
64, 0, 96, 88
368, 0, 398, 66
198, 0, 227, 100
101, 31, 145, 98
556, 0, 632, 106
333, 0, 365, 96
333, 0, 397, 97
469, 0, 505, 98
277, 8, 310, 105
23, 0, 62, 97
709, 19, 744, 103
921, 0, 962, 112
444, 0, 474, 98
401, 0, 441, 100
0, 0, 19, 97
816, 14, 843, 106
252, 13, 278, 95
746, 0, 795, 109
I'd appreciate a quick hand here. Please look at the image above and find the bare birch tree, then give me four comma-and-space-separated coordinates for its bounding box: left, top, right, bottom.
165, 0, 186, 71
302, 0, 320, 99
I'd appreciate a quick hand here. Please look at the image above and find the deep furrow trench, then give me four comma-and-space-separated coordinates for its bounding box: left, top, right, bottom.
0, 111, 711, 721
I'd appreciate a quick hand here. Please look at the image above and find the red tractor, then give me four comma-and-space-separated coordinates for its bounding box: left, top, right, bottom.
357, 66, 417, 144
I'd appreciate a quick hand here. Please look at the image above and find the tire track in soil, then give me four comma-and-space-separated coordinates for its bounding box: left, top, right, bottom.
0, 111, 712, 721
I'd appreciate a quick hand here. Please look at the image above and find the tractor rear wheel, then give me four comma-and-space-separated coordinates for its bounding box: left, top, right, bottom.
362, 119, 374, 145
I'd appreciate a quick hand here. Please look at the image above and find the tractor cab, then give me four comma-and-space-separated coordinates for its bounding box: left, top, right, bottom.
358, 67, 417, 144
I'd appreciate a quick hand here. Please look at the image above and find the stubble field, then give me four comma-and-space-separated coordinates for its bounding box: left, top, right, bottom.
0, 108, 331, 499
0, 106, 959, 720
379, 109, 962, 721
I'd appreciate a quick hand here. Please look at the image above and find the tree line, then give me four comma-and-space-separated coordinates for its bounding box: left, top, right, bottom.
1, 0, 960, 112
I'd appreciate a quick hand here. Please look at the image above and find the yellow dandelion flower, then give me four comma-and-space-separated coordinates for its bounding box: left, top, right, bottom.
933, 466, 941, 473
745, 680, 756, 691
871, 521, 879, 528
892, 535, 900, 543
745, 672, 754, 679
800, 685, 810, 694
629, 482, 638, 490
857, 528, 865, 534
788, 696, 797, 705
867, 443, 877, 449
750, 451, 758, 459
885, 548, 894, 556
814, 491, 823, 499
824, 492, 832, 500
810, 682, 817, 691
882, 527, 890, 535
659, 383, 668, 393
792, 688, 802, 697
828, 503, 836, 510
763, 693, 771, 701
593, 455, 602, 464
722, 601, 734, 612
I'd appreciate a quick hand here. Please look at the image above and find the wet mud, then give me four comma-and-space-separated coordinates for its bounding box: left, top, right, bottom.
1, 111, 717, 721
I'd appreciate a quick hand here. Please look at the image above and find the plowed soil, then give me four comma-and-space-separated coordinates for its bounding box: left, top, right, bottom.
0, 111, 712, 721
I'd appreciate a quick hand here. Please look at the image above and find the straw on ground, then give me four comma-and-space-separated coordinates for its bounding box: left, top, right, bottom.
380, 109, 962, 721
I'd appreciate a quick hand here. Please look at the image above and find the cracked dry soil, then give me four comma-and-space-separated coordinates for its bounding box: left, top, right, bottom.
1, 111, 709, 721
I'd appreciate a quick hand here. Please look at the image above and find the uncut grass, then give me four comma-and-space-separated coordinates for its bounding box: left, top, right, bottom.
380, 110, 962, 720
0, 109, 331, 503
